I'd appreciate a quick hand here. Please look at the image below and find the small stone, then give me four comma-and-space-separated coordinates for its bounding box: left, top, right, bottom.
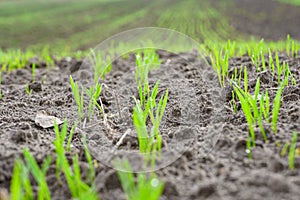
190, 181, 217, 198
267, 175, 290, 193
29, 82, 42, 92
10, 129, 33, 143
163, 181, 179, 197
268, 159, 284, 172
34, 111, 63, 128
70, 60, 82, 73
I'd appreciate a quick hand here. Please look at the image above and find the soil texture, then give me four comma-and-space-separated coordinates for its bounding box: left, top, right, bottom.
0, 51, 300, 200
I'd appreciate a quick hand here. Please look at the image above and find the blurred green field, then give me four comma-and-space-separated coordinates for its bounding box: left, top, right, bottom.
0, 0, 299, 56
0, 0, 244, 53
277, 0, 300, 6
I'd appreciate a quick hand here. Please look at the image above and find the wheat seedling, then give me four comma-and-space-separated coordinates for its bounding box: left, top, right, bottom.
133, 81, 168, 155
135, 49, 161, 108
289, 132, 298, 169
90, 49, 112, 84
114, 158, 164, 200
70, 76, 84, 121
0, 71, 2, 99
53, 121, 98, 200
25, 83, 32, 95
272, 76, 288, 133
31, 63, 36, 82
85, 83, 102, 121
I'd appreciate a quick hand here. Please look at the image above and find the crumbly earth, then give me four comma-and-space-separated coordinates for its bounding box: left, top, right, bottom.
0, 49, 299, 199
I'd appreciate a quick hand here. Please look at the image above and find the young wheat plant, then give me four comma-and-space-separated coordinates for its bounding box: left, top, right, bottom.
114, 158, 164, 200
70, 76, 84, 121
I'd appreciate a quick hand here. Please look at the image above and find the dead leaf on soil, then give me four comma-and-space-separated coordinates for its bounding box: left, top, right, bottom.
35, 111, 63, 128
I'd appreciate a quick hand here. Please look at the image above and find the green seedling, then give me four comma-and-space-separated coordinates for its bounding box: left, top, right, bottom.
283, 63, 297, 85
261, 51, 266, 71
135, 49, 161, 108
85, 83, 102, 121
53, 121, 98, 200
25, 83, 32, 95
133, 102, 149, 154
280, 142, 290, 157
275, 51, 280, 74
230, 67, 242, 87
244, 66, 248, 93
277, 62, 286, 84
232, 74, 289, 150
269, 50, 275, 75
114, 159, 164, 200
211, 43, 230, 87
70, 76, 84, 121
147, 88, 168, 153
66, 122, 77, 152
11, 159, 35, 199
10, 151, 52, 200
229, 91, 238, 113
90, 49, 112, 84
286, 34, 291, 57
81, 135, 96, 184
133, 81, 168, 155
260, 90, 270, 123
10, 159, 27, 200
32, 63, 36, 82
230, 67, 238, 83
289, 132, 298, 170
23, 149, 52, 200
247, 39, 265, 72
0, 71, 2, 99
272, 76, 288, 132
41, 46, 54, 70
232, 78, 266, 148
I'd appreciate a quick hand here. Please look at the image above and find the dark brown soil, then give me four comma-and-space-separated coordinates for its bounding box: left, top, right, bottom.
226, 0, 300, 40
0, 49, 300, 199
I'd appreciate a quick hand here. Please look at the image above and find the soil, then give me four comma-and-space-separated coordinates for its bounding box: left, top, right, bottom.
0, 48, 300, 200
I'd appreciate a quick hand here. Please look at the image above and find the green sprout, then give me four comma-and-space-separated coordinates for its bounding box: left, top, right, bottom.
280, 141, 290, 157
244, 66, 248, 93
0, 71, 2, 99
31, 63, 36, 82
261, 50, 266, 71
210, 43, 230, 87
85, 83, 102, 121
289, 132, 298, 170
231, 75, 288, 157
66, 122, 77, 152
232, 78, 266, 147
275, 51, 280, 75
114, 159, 164, 200
23, 149, 52, 200
135, 49, 161, 108
90, 49, 112, 84
286, 34, 291, 57
259, 89, 270, 123
41, 46, 55, 71
272, 76, 288, 132
229, 91, 238, 114
70, 76, 84, 121
10, 159, 29, 200
25, 83, 32, 95
53, 120, 98, 199
133, 81, 168, 155
10, 151, 52, 200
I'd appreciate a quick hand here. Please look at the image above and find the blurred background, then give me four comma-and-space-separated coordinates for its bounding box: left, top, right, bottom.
0, 0, 299, 53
